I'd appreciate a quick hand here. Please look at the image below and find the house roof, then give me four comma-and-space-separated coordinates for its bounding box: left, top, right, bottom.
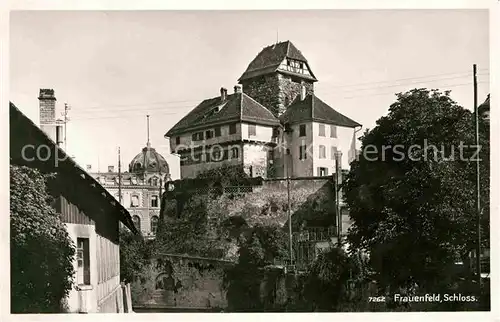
238, 40, 318, 82
9, 102, 139, 235
279, 94, 361, 128
165, 92, 280, 137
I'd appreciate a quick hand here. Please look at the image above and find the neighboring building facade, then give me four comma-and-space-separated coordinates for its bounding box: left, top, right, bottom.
165, 40, 361, 179
10, 92, 138, 313
89, 142, 170, 240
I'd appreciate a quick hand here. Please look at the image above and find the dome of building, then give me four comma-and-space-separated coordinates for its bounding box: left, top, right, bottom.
129, 145, 170, 175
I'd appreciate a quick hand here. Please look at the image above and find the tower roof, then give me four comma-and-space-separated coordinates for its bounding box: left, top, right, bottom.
129, 146, 170, 174
280, 94, 361, 128
238, 40, 317, 82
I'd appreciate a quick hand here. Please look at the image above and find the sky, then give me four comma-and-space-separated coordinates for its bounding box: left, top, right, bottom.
10, 10, 489, 179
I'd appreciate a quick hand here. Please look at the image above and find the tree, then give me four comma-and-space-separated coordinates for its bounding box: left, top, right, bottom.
302, 247, 353, 311
10, 165, 75, 313
343, 89, 490, 295
119, 227, 154, 283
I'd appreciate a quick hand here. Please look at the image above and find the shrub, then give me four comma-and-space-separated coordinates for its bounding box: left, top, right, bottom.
10, 165, 75, 313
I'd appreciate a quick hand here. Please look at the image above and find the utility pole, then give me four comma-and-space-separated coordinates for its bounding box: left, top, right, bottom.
335, 151, 343, 247
118, 147, 122, 204
473, 64, 481, 286
61, 103, 71, 151
287, 175, 292, 268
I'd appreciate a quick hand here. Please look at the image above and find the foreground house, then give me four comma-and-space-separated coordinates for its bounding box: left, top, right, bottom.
10, 94, 138, 313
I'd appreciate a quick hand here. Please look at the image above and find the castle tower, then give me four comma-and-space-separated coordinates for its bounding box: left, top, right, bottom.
238, 40, 317, 117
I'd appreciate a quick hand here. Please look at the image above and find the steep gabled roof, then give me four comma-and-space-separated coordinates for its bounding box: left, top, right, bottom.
280, 94, 361, 128
9, 102, 139, 235
165, 92, 280, 137
238, 40, 317, 82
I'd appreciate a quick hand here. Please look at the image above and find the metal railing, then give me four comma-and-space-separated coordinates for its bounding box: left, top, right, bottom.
293, 226, 337, 242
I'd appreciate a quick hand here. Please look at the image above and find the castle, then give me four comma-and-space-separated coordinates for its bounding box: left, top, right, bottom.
165, 40, 361, 179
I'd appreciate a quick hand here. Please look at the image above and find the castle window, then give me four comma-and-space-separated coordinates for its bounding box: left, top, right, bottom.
192, 132, 204, 141
151, 216, 159, 235
299, 145, 307, 160
318, 167, 328, 176
132, 215, 141, 231
331, 146, 338, 160
319, 124, 325, 137
131, 195, 140, 208
229, 123, 237, 135
319, 145, 326, 159
299, 124, 306, 137
330, 125, 337, 138
231, 147, 239, 159
213, 149, 222, 161
248, 124, 256, 137
214, 126, 221, 137
175, 136, 180, 144
151, 195, 159, 208
206, 130, 214, 139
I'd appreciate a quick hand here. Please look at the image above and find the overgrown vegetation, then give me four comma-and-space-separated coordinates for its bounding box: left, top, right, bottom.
343, 89, 490, 310
10, 165, 75, 313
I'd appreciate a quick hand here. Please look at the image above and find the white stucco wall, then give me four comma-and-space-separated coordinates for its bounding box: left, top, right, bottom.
65, 223, 98, 313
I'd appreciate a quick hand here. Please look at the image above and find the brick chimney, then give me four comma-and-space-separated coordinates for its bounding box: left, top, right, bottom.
220, 87, 227, 102
234, 84, 242, 94
38, 89, 58, 143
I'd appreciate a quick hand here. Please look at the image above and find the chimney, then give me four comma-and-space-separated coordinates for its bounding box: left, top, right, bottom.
220, 87, 228, 102
234, 84, 242, 94
55, 124, 64, 147
38, 89, 57, 142
108, 165, 115, 173
300, 85, 306, 101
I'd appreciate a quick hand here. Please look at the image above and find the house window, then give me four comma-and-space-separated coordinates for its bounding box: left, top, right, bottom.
132, 215, 141, 231
131, 195, 139, 207
206, 130, 214, 139
299, 124, 306, 137
330, 125, 337, 138
151, 216, 159, 235
175, 136, 180, 144
151, 177, 158, 186
151, 195, 159, 208
331, 146, 338, 160
319, 124, 325, 137
318, 167, 328, 176
192, 132, 204, 141
214, 126, 221, 137
299, 145, 307, 160
231, 147, 239, 159
76, 238, 90, 285
319, 145, 326, 159
229, 124, 237, 135
248, 124, 256, 137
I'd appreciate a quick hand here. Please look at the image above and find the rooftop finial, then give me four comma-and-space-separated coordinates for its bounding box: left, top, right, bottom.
147, 115, 150, 148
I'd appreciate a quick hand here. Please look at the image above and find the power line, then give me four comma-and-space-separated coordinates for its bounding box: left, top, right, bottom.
316, 73, 489, 95
316, 69, 488, 90
70, 81, 487, 122
67, 69, 490, 113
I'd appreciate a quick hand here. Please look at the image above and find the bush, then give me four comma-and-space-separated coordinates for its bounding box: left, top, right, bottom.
10, 165, 75, 313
